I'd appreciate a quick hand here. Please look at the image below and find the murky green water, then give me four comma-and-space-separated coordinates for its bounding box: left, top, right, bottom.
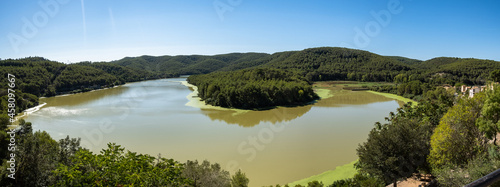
24, 78, 399, 187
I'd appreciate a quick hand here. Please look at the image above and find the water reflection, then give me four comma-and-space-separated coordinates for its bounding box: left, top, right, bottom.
200, 105, 313, 127
198, 88, 397, 127
40, 86, 129, 107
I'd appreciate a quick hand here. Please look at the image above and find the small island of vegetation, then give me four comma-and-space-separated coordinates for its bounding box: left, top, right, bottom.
187, 68, 318, 109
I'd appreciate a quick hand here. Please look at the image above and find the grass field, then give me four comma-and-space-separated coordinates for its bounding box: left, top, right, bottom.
287, 160, 358, 186
313, 81, 417, 106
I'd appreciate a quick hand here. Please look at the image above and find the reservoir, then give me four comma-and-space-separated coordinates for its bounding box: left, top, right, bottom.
24, 78, 400, 187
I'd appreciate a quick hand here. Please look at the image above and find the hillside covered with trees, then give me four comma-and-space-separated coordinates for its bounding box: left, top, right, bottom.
111, 52, 271, 75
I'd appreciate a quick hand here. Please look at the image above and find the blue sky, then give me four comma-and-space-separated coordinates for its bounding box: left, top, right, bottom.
1, 0, 499, 63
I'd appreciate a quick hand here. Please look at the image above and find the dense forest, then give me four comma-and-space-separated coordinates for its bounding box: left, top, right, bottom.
111, 53, 271, 75
187, 68, 318, 109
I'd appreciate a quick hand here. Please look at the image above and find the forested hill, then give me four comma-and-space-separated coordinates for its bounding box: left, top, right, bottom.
111, 52, 271, 75
0, 57, 171, 115
113, 48, 416, 82
386, 56, 423, 66
112, 47, 500, 85
261, 47, 412, 82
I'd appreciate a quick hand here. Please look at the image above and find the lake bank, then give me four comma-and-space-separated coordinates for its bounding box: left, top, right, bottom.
288, 160, 358, 186
180, 81, 250, 116
366, 91, 418, 106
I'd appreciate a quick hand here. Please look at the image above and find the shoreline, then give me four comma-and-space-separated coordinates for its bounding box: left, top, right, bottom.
15, 84, 125, 125
41, 85, 123, 99
366, 90, 418, 105
287, 160, 358, 186
9, 102, 47, 127
40, 77, 176, 99
180, 81, 249, 116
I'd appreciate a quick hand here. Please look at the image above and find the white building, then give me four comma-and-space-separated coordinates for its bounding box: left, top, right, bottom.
469, 86, 481, 98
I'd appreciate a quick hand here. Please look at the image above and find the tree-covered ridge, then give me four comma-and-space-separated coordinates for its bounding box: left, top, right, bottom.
263, 47, 412, 82
52, 64, 118, 93
414, 57, 461, 69
386, 56, 423, 66
112, 52, 271, 75
187, 68, 318, 109
76, 61, 168, 83
110, 47, 500, 86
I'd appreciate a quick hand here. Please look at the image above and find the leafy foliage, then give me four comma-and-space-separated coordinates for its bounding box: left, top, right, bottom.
428, 93, 487, 169
491, 69, 500, 82
0, 120, 80, 187
477, 85, 500, 143
53, 143, 190, 187
12, 122, 59, 186
181, 160, 230, 187
357, 117, 432, 185
433, 146, 500, 187
355, 87, 456, 186
328, 173, 384, 187
231, 169, 250, 187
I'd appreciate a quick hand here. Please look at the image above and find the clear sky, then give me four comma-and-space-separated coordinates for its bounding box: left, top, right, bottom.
1, 0, 499, 63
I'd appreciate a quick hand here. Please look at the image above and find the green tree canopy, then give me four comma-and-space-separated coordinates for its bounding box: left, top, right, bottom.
477, 85, 500, 144
428, 93, 487, 169
231, 169, 250, 187
357, 117, 432, 187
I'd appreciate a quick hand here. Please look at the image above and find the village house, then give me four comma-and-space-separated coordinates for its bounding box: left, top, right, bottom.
469, 86, 481, 98
450, 83, 498, 98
